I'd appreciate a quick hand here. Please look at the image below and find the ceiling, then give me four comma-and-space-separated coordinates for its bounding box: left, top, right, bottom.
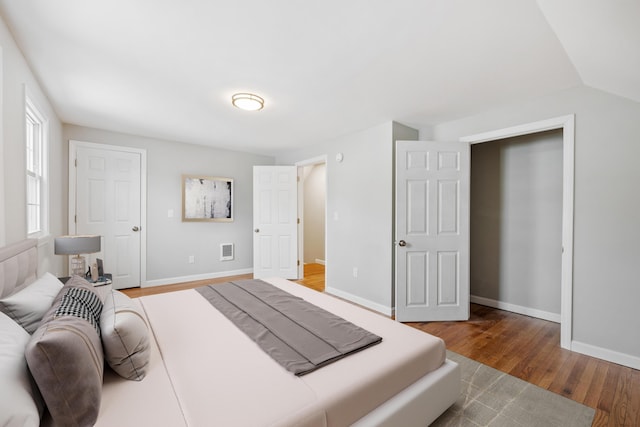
0, 0, 637, 155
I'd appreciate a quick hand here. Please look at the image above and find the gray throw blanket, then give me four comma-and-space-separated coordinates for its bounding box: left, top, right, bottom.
196, 279, 382, 376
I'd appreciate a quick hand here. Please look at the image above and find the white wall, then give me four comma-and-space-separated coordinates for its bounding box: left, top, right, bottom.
0, 18, 65, 274
426, 85, 640, 367
470, 130, 563, 318
303, 163, 325, 263
63, 125, 274, 285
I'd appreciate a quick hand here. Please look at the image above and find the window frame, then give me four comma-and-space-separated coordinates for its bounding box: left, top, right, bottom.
25, 91, 49, 239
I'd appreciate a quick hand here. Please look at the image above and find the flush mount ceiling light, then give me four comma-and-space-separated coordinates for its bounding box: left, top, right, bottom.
232, 93, 264, 111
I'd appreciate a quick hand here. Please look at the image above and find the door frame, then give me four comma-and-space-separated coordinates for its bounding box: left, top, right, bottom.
460, 114, 575, 350
295, 155, 328, 279
68, 140, 148, 286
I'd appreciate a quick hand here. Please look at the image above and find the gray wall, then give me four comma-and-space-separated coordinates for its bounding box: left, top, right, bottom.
302, 163, 325, 263
426, 85, 640, 364
391, 122, 420, 309
63, 125, 274, 285
0, 18, 66, 275
278, 122, 396, 312
470, 130, 563, 316
276, 121, 417, 314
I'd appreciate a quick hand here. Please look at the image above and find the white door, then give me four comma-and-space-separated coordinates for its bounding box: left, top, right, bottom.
395, 141, 470, 321
253, 166, 298, 279
73, 143, 143, 289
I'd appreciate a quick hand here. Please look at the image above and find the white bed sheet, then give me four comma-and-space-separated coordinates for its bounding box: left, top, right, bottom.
97, 277, 450, 427
95, 297, 187, 427
269, 277, 447, 426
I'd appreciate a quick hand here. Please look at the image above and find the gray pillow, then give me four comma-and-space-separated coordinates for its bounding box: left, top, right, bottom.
101, 290, 151, 380
0, 312, 43, 427
0, 272, 63, 333
25, 275, 104, 427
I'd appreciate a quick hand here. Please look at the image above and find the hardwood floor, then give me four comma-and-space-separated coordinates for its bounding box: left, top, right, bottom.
121, 264, 639, 427
411, 307, 640, 427
120, 272, 253, 298
294, 262, 326, 292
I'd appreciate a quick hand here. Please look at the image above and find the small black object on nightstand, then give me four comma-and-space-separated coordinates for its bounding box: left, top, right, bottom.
58, 273, 112, 286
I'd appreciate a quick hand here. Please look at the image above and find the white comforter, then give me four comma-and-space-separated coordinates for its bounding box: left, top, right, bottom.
96, 277, 447, 427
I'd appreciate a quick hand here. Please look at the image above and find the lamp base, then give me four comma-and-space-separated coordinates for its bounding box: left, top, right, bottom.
70, 255, 86, 276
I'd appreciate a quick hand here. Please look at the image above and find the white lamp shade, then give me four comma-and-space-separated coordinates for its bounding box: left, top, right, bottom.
54, 235, 101, 255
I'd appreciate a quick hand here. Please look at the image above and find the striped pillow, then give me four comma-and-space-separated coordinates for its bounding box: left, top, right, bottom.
54, 286, 103, 334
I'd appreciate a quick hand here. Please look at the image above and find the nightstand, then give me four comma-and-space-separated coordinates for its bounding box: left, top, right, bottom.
59, 273, 112, 287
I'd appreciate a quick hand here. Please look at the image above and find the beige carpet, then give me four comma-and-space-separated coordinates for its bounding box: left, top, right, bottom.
431, 351, 595, 427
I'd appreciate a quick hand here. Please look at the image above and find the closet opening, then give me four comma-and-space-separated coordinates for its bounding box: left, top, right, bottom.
461, 114, 574, 349
470, 129, 563, 323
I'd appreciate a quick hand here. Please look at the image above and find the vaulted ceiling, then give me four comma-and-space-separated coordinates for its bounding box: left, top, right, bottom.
0, 1, 638, 155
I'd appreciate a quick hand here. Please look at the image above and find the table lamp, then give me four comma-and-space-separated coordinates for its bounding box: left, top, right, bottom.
54, 235, 101, 276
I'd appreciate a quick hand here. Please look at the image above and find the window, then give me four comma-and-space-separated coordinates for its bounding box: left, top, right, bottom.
25, 93, 48, 237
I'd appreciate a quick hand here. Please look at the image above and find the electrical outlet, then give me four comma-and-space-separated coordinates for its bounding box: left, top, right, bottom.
353, 267, 358, 278
188, 255, 195, 264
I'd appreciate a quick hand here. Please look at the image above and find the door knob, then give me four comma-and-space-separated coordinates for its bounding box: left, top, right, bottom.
132, 226, 140, 232
254, 228, 260, 233
398, 240, 407, 247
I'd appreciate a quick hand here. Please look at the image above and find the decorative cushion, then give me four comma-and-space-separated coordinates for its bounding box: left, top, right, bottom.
101, 290, 150, 380
25, 275, 105, 427
0, 272, 63, 333
0, 312, 43, 427
54, 285, 103, 333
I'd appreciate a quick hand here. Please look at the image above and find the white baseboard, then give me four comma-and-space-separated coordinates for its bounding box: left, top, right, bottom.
571, 340, 640, 370
314, 259, 326, 265
143, 268, 253, 288
470, 295, 561, 323
325, 286, 393, 317
470, 296, 640, 370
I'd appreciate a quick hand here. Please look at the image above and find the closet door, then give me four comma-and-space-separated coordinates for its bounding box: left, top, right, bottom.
395, 141, 470, 321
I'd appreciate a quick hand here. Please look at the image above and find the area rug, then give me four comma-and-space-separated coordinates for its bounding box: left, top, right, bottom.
431, 351, 595, 426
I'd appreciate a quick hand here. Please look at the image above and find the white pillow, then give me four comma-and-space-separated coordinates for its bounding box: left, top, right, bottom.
0, 312, 43, 426
100, 290, 151, 381
0, 272, 63, 333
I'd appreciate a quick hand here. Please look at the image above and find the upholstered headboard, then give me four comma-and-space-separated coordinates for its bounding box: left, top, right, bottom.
0, 239, 38, 299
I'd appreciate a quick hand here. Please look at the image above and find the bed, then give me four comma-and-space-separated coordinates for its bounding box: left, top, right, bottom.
0, 239, 460, 427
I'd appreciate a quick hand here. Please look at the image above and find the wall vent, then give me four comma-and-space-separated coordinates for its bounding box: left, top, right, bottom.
220, 243, 234, 261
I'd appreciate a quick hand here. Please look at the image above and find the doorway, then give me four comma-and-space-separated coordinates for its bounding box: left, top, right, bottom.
461, 115, 575, 349
470, 130, 563, 322
296, 156, 327, 289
